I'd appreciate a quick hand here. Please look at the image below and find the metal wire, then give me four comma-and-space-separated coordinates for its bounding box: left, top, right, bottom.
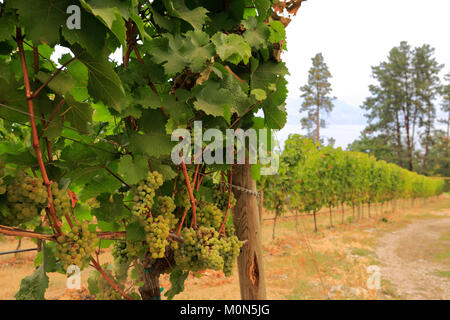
0, 247, 38, 256
185, 168, 260, 197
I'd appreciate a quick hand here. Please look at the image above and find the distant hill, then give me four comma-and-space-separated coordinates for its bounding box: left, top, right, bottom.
275, 98, 367, 149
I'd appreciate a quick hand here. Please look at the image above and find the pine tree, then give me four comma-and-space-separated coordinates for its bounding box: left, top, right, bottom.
438, 72, 450, 175
299, 53, 335, 143
360, 42, 442, 172
412, 45, 443, 172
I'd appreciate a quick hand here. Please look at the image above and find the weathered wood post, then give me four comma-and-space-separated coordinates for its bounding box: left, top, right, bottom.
232, 164, 267, 300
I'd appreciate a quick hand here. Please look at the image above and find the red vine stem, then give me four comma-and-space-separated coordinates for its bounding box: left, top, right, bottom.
218, 169, 233, 236
16, 28, 62, 236
192, 164, 200, 189
177, 208, 188, 236
180, 159, 197, 229
195, 165, 206, 191
90, 258, 133, 300
64, 214, 74, 229
0, 225, 55, 241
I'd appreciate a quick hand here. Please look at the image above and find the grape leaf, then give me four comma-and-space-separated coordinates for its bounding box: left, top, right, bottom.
14, 265, 49, 300
133, 86, 162, 109
193, 80, 233, 119
263, 103, 287, 129
72, 45, 125, 112
242, 16, 271, 50
92, 193, 128, 222
165, 0, 209, 30
253, 0, 272, 20
150, 31, 214, 75
62, 8, 108, 56
211, 33, 251, 65
36, 71, 74, 96
79, 173, 122, 201
129, 133, 175, 158
118, 155, 149, 185
80, 0, 130, 46
164, 268, 189, 300
126, 220, 146, 242
11, 0, 71, 46
0, 12, 15, 42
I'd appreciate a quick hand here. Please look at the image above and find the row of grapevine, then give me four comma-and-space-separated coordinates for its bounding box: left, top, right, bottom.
262, 135, 445, 235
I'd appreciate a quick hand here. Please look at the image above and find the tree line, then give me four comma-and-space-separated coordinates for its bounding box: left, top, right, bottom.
299, 43, 449, 179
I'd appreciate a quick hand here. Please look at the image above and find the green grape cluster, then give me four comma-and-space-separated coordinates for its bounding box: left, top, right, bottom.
212, 186, 237, 211
125, 239, 147, 259
112, 240, 130, 265
197, 202, 223, 229
112, 240, 142, 280
7, 174, 47, 205
175, 174, 192, 210
155, 195, 176, 215
89, 268, 124, 300
154, 195, 178, 231
220, 235, 242, 276
51, 182, 72, 218
175, 227, 224, 272
54, 220, 96, 271
87, 197, 100, 209
0, 160, 5, 195
111, 238, 146, 268
131, 171, 164, 216
3, 173, 47, 225
144, 215, 171, 259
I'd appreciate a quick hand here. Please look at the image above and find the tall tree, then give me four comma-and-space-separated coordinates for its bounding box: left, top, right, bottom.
412, 45, 443, 172
299, 53, 335, 143
360, 41, 442, 172
438, 72, 450, 174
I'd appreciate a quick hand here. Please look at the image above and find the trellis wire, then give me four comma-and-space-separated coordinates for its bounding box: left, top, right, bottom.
0, 247, 38, 256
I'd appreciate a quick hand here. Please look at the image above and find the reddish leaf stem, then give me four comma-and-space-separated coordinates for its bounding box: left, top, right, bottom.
16, 28, 62, 236
177, 208, 188, 236
91, 258, 133, 300
180, 159, 197, 229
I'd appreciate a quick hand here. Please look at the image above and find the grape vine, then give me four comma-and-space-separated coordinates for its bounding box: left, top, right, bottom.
0, 0, 296, 300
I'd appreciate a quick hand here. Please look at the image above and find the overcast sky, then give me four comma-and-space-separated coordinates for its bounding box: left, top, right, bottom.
276, 0, 450, 149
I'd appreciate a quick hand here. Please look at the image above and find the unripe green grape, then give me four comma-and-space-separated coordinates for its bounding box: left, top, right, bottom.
54, 220, 96, 272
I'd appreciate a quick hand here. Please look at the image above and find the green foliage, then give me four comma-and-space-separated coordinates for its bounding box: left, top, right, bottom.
299, 53, 335, 143
15, 243, 53, 300
262, 134, 445, 226
354, 42, 444, 173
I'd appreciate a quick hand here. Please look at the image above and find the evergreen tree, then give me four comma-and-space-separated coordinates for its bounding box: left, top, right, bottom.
412, 45, 443, 172
437, 72, 450, 176
299, 53, 335, 143
359, 41, 442, 172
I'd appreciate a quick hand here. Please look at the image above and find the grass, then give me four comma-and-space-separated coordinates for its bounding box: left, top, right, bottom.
435, 251, 450, 262
439, 230, 450, 241
351, 248, 374, 257
435, 270, 450, 278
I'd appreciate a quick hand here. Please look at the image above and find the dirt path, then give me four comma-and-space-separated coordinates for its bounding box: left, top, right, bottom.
376, 215, 450, 300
